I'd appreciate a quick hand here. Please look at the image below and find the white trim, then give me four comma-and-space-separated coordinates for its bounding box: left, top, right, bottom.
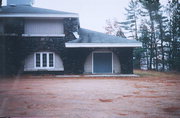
53, 53, 56, 68
34, 53, 36, 68
65, 43, 142, 48
112, 52, 114, 73
92, 52, 94, 74
34, 52, 55, 69
22, 34, 65, 37
40, 53, 42, 67
92, 51, 113, 74
0, 14, 79, 18
24, 68, 64, 71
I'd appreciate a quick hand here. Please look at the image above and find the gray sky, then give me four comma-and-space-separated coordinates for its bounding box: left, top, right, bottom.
34, 0, 131, 33
3, 0, 168, 33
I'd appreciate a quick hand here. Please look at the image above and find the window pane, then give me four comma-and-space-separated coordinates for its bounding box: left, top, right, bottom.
36, 54, 40, 67
49, 53, 54, 67
43, 54, 47, 67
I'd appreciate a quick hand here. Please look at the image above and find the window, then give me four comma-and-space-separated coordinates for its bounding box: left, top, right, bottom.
36, 53, 40, 67
35, 52, 54, 68
49, 53, 54, 67
42, 54, 47, 67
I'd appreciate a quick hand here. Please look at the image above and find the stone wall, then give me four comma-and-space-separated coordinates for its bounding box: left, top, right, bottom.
0, 17, 80, 76
0, 36, 24, 76
0, 17, 134, 76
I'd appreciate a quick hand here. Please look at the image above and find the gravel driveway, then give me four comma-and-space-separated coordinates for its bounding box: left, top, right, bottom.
0, 74, 180, 118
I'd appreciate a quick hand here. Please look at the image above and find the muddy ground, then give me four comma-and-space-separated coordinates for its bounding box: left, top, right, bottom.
0, 70, 180, 118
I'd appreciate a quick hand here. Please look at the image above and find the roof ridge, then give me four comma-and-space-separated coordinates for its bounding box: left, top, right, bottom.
0, 5, 78, 15
79, 28, 130, 40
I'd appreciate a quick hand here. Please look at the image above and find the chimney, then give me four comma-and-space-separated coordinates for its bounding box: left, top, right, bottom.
7, 0, 34, 6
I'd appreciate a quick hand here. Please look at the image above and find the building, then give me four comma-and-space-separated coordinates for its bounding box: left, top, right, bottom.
0, 0, 141, 75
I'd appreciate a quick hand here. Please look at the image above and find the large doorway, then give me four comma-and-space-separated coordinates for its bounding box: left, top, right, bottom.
93, 52, 112, 73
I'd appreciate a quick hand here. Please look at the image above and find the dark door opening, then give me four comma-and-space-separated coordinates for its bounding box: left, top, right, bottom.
93, 53, 112, 73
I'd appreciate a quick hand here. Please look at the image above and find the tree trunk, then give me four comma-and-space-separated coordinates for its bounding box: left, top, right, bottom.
159, 20, 165, 71
155, 43, 158, 71
149, 11, 155, 70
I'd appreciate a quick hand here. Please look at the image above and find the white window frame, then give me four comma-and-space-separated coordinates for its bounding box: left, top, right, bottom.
92, 51, 113, 74
34, 52, 55, 69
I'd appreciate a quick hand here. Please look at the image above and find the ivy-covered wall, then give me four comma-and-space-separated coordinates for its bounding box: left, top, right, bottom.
0, 17, 80, 76
63, 48, 92, 74
0, 37, 134, 76
4, 18, 24, 35
63, 48, 134, 74
114, 48, 134, 74
0, 18, 24, 76
0, 17, 134, 76
0, 36, 24, 76
63, 18, 79, 42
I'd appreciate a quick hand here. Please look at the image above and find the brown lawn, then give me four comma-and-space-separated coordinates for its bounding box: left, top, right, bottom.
0, 70, 180, 118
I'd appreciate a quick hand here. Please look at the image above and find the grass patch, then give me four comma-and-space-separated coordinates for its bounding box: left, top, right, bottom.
134, 69, 180, 78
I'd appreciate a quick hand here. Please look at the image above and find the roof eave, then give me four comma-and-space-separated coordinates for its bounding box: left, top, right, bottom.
65, 43, 142, 48
0, 14, 79, 18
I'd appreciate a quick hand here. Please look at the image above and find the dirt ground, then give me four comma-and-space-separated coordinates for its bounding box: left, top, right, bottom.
0, 70, 180, 118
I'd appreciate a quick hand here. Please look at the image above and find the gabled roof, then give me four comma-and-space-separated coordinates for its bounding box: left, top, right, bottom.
0, 5, 78, 18
66, 28, 142, 48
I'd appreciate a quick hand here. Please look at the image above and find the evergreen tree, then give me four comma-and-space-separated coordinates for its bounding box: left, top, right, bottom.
105, 0, 180, 71
154, 12, 169, 71
139, 0, 161, 70
166, 0, 180, 71
120, 0, 139, 40
138, 20, 151, 69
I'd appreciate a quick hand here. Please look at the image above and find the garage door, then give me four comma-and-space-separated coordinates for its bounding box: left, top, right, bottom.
93, 53, 112, 73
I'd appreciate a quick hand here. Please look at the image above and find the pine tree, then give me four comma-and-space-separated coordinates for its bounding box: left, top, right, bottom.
138, 20, 151, 69
139, 0, 161, 70
154, 12, 169, 71
120, 0, 139, 40
166, 0, 180, 71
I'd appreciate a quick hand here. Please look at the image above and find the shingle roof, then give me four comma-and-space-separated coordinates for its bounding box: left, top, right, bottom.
66, 28, 142, 48
68, 28, 140, 43
0, 5, 78, 17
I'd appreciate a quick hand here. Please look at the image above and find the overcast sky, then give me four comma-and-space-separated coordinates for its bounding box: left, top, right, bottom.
3, 0, 168, 33
33, 0, 131, 33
